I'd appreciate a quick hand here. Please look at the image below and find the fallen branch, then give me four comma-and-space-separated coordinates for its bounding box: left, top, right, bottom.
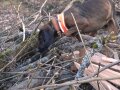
30, 76, 120, 90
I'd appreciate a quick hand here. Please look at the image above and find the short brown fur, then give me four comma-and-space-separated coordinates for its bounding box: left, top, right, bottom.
38, 0, 119, 53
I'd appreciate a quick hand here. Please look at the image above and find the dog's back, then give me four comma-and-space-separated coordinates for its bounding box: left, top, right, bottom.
64, 0, 118, 34
66, 0, 114, 18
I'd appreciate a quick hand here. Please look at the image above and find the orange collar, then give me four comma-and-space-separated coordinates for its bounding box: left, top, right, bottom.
57, 13, 68, 33
51, 13, 68, 35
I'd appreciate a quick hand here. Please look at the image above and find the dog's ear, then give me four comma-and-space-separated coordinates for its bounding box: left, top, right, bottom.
38, 29, 55, 53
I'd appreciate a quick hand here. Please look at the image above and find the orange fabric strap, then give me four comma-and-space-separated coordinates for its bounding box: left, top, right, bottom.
57, 13, 68, 33
51, 17, 60, 33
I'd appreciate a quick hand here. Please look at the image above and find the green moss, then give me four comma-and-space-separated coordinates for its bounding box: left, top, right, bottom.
0, 53, 4, 59
0, 49, 12, 59
14, 33, 39, 59
91, 42, 98, 49
0, 49, 12, 68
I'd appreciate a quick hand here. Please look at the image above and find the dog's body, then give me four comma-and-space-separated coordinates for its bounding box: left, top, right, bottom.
38, 0, 119, 53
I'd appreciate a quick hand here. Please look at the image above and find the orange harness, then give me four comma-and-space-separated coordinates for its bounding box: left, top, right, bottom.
51, 13, 68, 35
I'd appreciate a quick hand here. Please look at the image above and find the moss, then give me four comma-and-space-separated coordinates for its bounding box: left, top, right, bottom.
14, 33, 39, 60
0, 49, 12, 59
0, 53, 4, 59
0, 49, 12, 68
91, 42, 98, 49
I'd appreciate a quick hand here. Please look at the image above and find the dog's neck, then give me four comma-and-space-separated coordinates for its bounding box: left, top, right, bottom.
51, 13, 69, 36
51, 16, 62, 36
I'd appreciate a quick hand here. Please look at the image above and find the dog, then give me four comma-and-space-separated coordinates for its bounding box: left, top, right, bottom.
38, 0, 119, 53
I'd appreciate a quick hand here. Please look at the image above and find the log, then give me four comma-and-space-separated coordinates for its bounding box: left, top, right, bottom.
86, 64, 120, 86
73, 52, 120, 89
74, 61, 119, 90
91, 53, 120, 72
86, 70, 119, 90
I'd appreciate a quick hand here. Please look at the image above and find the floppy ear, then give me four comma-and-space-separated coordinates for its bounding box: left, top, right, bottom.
38, 29, 55, 53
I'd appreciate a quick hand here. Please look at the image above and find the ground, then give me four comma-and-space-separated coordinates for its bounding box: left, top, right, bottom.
0, 0, 120, 90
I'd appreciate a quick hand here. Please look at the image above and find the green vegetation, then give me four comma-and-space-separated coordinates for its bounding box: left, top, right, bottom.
0, 49, 12, 59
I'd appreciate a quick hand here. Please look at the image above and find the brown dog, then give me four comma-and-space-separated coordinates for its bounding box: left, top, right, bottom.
38, 0, 119, 53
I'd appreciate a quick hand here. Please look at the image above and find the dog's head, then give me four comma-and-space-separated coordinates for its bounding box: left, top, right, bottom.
38, 24, 58, 53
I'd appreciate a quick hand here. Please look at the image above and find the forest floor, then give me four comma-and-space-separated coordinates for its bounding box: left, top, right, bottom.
0, 0, 120, 90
